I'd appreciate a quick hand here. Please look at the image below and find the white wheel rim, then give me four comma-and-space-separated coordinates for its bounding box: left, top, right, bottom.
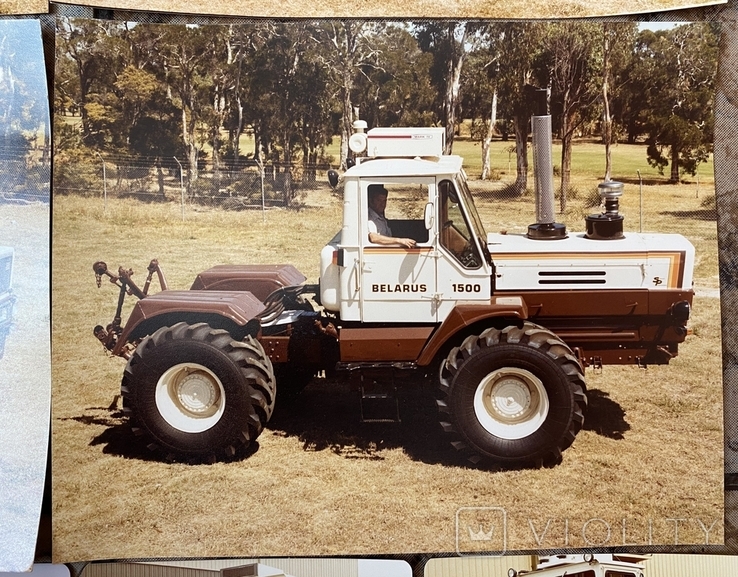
473, 367, 549, 439
155, 363, 225, 433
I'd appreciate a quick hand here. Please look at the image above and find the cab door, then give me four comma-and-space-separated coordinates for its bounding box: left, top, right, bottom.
434, 179, 492, 321
359, 178, 438, 323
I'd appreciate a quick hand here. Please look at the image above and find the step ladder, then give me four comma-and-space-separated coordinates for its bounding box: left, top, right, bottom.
359, 381, 401, 423
358, 365, 401, 423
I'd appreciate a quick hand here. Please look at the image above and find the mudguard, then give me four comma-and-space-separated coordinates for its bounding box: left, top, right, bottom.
113, 290, 265, 356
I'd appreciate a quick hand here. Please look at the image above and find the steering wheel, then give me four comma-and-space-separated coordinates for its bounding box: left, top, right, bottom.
459, 242, 479, 268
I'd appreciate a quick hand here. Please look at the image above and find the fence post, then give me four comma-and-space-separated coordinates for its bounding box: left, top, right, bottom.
637, 169, 643, 233
95, 151, 107, 213
257, 158, 265, 223
174, 156, 184, 221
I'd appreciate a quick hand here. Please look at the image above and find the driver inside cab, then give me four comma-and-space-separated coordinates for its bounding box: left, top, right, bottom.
367, 184, 416, 249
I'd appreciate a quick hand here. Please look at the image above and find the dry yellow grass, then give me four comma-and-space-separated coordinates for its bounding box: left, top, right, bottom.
51, 172, 722, 562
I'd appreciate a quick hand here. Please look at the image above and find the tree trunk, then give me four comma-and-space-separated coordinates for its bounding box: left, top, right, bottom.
670, 145, 680, 183
341, 79, 353, 169
443, 24, 468, 155
481, 90, 498, 180
156, 158, 165, 198
560, 131, 572, 213
513, 114, 528, 195
602, 30, 613, 182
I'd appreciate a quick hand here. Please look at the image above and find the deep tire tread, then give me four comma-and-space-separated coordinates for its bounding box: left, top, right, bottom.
438, 321, 587, 468
121, 322, 276, 463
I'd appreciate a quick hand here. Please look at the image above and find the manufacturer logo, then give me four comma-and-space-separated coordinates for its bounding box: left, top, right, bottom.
371, 283, 427, 293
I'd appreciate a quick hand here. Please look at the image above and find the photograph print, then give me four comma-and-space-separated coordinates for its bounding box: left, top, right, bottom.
51, 17, 722, 562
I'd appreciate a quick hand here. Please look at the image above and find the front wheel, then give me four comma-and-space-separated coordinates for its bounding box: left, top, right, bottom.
121, 322, 275, 462
437, 322, 587, 467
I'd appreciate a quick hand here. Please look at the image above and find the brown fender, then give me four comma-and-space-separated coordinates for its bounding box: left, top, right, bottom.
190, 264, 306, 301
416, 297, 529, 366
113, 290, 265, 356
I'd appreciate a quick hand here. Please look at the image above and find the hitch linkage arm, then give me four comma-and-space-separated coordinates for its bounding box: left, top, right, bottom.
92, 259, 168, 355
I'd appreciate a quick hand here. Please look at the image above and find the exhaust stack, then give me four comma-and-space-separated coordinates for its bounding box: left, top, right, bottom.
527, 89, 567, 240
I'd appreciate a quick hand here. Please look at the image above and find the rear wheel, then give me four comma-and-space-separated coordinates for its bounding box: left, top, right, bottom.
121, 322, 275, 462
437, 322, 587, 467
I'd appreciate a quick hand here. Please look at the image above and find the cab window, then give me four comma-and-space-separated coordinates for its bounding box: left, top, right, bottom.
365, 182, 429, 245
438, 179, 482, 268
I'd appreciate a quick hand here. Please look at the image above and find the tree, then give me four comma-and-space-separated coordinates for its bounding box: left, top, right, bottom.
639, 23, 718, 183
489, 22, 545, 195
415, 22, 473, 154
244, 22, 334, 202
313, 21, 381, 169
354, 24, 435, 129
600, 22, 638, 181
542, 22, 602, 211
461, 28, 507, 180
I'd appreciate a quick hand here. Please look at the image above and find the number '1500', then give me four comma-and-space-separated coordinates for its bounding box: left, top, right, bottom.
452, 283, 481, 293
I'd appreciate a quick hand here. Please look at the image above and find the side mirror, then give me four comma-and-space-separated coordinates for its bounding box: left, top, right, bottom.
424, 202, 434, 230
327, 170, 340, 189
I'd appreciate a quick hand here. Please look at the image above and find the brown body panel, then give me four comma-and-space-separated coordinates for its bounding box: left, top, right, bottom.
190, 264, 306, 301
414, 288, 692, 367
416, 298, 529, 366
340, 326, 434, 361
113, 290, 265, 356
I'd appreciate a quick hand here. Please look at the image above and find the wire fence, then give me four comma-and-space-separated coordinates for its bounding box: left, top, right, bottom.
53, 156, 336, 211
0, 157, 51, 204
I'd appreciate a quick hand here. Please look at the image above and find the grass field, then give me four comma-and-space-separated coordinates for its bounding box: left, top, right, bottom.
51, 141, 722, 562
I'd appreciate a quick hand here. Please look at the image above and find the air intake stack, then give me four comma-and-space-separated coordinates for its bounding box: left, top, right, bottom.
527, 89, 567, 240
585, 180, 625, 240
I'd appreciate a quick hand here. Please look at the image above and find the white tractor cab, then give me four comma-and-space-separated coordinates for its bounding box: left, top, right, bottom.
321, 133, 493, 323
511, 554, 648, 577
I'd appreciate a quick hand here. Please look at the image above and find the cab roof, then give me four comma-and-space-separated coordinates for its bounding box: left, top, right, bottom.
345, 155, 464, 179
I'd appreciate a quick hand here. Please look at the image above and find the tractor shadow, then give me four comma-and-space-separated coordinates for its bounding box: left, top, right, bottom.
68, 382, 630, 467
61, 405, 164, 462
582, 388, 630, 440
268, 377, 454, 466
62, 402, 261, 464
268, 379, 632, 469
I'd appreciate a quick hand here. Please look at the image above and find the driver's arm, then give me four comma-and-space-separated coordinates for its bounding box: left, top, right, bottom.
368, 221, 416, 248
368, 231, 416, 248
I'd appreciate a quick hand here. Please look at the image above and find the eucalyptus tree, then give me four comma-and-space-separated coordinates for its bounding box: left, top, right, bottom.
637, 23, 718, 183
415, 21, 476, 154
541, 22, 602, 211
244, 21, 334, 201
55, 18, 129, 146
460, 29, 501, 180
155, 24, 213, 192
312, 21, 382, 169
488, 22, 546, 195
601, 22, 638, 181
353, 24, 435, 129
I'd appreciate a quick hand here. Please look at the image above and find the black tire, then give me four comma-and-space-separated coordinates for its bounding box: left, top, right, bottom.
121, 322, 275, 463
437, 321, 587, 467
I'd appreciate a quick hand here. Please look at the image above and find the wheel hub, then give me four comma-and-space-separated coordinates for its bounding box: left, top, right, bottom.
473, 367, 549, 440
176, 371, 219, 415
155, 362, 226, 433
488, 377, 533, 421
